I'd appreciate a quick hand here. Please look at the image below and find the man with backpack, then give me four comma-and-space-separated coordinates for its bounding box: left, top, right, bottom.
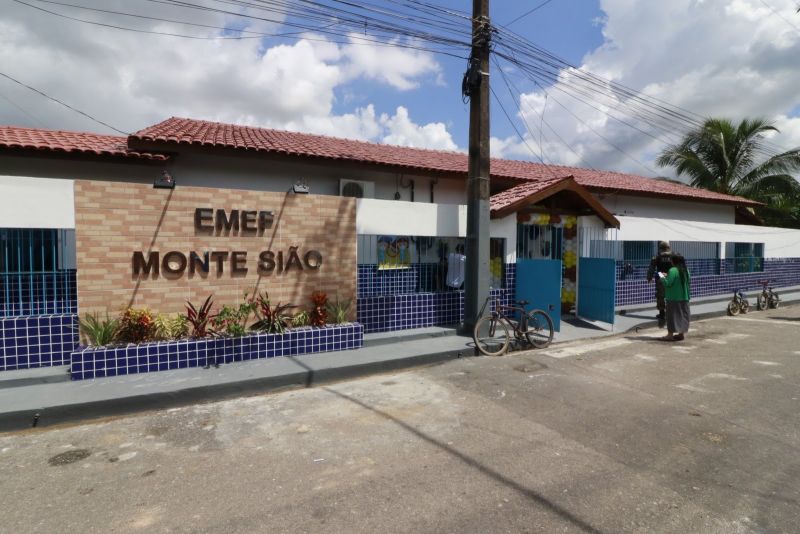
647, 241, 673, 328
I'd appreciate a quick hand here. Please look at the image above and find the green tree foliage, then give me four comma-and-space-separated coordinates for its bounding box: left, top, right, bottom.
656, 118, 800, 227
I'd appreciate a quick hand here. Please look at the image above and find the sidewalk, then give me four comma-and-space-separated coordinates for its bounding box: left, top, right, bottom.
2, 288, 799, 432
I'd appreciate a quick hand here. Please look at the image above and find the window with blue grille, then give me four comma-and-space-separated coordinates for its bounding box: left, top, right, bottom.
726, 242, 764, 273
0, 228, 76, 316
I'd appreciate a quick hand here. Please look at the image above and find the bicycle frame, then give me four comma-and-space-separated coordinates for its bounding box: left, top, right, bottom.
473, 296, 555, 355
482, 297, 526, 336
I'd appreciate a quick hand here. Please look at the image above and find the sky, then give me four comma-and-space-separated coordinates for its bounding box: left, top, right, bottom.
2, 0, 800, 179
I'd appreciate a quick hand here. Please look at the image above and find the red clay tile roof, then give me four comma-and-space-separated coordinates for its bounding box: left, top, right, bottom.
495, 160, 763, 207
490, 176, 569, 214
131, 117, 760, 207
0, 125, 168, 161
490, 176, 620, 227
0, 118, 760, 207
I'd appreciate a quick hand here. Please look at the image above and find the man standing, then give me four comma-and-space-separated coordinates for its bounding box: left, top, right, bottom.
647, 241, 673, 328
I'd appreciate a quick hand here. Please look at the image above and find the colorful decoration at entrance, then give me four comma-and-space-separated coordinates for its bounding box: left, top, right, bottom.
530, 213, 550, 225
563, 215, 578, 239
377, 235, 411, 270
561, 216, 579, 313
490, 256, 503, 288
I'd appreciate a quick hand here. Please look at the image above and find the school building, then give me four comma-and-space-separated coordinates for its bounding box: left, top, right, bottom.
2, 117, 799, 379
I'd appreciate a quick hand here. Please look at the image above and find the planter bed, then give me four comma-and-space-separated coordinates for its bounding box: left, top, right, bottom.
70, 323, 363, 380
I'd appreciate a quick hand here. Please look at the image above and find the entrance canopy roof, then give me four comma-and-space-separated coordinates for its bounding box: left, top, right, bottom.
490, 176, 620, 228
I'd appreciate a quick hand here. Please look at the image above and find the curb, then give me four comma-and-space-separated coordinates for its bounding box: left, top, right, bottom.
625, 296, 800, 334
3, 299, 797, 433
363, 326, 458, 348
0, 346, 472, 433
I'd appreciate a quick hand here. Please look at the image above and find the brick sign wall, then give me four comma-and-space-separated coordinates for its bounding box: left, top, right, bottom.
74, 180, 357, 317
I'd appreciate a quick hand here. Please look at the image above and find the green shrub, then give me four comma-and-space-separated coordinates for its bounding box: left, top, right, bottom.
326, 297, 352, 324
117, 308, 156, 344
79, 313, 119, 346
154, 314, 188, 341
212, 300, 256, 337
291, 310, 311, 328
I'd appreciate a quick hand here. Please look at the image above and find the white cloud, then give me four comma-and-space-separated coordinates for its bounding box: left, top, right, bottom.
342, 34, 442, 90
0, 0, 455, 150
379, 106, 458, 150
496, 0, 800, 175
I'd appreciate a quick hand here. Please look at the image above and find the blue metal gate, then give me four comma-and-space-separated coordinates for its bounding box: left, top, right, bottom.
516, 259, 562, 331
577, 257, 616, 327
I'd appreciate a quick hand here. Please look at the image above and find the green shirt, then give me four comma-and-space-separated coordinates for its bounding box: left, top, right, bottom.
660, 266, 691, 301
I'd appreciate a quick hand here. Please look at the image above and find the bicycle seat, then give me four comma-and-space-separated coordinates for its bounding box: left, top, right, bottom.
516, 300, 529, 306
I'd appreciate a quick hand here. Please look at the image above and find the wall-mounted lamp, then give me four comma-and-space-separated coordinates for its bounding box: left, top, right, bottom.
154, 170, 175, 189
292, 179, 310, 194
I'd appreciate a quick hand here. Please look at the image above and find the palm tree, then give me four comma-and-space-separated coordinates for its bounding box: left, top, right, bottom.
657, 118, 800, 227
656, 118, 800, 207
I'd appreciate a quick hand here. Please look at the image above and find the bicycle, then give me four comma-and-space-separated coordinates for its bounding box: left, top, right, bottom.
756, 280, 780, 311
473, 297, 554, 356
726, 288, 750, 316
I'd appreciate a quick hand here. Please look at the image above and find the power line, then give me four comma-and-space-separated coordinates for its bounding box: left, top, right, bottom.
490, 85, 550, 171
505, 0, 558, 27
0, 90, 46, 127
14, 0, 469, 57
0, 72, 128, 135
21, 0, 275, 37
12, 0, 796, 164
13, 0, 261, 39
491, 27, 795, 155
758, 0, 800, 33
493, 57, 591, 169
494, 57, 657, 174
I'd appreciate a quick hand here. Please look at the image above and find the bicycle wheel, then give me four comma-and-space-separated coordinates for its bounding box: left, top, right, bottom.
524, 309, 554, 348
740, 299, 750, 314
769, 293, 780, 309
757, 292, 768, 311
473, 315, 510, 356
727, 301, 740, 316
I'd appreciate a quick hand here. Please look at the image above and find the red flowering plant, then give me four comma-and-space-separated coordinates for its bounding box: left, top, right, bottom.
309, 291, 328, 327
185, 295, 216, 339
117, 307, 156, 344
251, 292, 294, 334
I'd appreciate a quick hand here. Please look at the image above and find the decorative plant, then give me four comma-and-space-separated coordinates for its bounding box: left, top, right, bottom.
292, 310, 311, 328
309, 291, 328, 327
326, 297, 351, 324
186, 295, 216, 338
117, 307, 156, 344
251, 292, 294, 334
212, 300, 256, 337
154, 313, 188, 341
79, 312, 119, 346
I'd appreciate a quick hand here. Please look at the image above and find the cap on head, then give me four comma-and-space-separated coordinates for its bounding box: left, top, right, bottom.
658, 240, 671, 252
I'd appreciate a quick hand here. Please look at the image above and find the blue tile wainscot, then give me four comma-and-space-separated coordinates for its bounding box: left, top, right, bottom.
357, 263, 516, 333
70, 323, 364, 380
615, 257, 800, 307
1, 314, 79, 371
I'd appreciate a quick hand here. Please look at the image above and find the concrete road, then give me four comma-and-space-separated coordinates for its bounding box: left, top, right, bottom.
2, 306, 800, 533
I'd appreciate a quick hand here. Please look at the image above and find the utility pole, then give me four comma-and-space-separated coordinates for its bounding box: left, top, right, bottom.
463, 0, 491, 331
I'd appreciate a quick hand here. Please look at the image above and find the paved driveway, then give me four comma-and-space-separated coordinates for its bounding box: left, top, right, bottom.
2, 306, 799, 533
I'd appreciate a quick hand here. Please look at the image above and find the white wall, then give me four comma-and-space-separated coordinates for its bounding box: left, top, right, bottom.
356, 198, 516, 263
170, 151, 467, 204
0, 152, 468, 205
0, 175, 75, 228
617, 216, 800, 258
597, 194, 735, 224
